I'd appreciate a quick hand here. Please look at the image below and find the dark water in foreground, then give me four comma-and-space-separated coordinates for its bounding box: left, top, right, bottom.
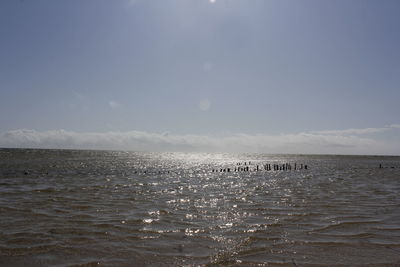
1, 149, 400, 266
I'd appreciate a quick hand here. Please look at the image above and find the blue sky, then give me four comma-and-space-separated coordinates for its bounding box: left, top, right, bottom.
1, 0, 400, 154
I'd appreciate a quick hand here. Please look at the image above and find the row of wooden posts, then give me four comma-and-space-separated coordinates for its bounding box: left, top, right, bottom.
129, 162, 309, 176
379, 164, 398, 169
212, 162, 308, 173
21, 163, 395, 177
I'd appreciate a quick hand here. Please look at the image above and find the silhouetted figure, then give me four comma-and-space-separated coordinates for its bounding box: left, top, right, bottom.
379, 164, 382, 169
305, 165, 308, 170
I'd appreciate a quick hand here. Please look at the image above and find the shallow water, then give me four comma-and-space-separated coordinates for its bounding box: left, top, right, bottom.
1, 149, 400, 266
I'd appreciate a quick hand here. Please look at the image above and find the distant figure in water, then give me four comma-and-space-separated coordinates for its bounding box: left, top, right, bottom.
379, 164, 382, 169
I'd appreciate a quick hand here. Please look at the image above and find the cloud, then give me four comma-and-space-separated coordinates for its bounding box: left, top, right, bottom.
310, 124, 400, 136
1, 126, 400, 155
387, 124, 400, 129
311, 127, 391, 135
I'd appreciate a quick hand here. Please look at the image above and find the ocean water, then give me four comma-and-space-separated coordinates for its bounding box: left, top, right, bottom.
1, 148, 400, 266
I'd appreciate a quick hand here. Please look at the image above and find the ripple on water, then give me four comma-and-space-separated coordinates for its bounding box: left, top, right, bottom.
1, 150, 400, 265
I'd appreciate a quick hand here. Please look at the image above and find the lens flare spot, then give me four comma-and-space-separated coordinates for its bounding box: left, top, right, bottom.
199, 99, 211, 111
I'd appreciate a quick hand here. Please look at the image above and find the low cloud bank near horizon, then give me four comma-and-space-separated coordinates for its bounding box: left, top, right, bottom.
1, 126, 400, 155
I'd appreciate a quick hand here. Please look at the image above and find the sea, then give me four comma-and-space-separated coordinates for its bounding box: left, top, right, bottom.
1, 148, 400, 266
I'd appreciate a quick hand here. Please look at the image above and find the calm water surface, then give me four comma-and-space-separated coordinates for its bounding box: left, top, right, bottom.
1, 149, 400, 266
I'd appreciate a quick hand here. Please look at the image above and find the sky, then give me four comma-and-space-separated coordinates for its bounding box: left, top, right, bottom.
1, 0, 400, 154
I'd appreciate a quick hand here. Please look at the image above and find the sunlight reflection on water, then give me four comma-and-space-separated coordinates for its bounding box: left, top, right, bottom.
1, 149, 400, 266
